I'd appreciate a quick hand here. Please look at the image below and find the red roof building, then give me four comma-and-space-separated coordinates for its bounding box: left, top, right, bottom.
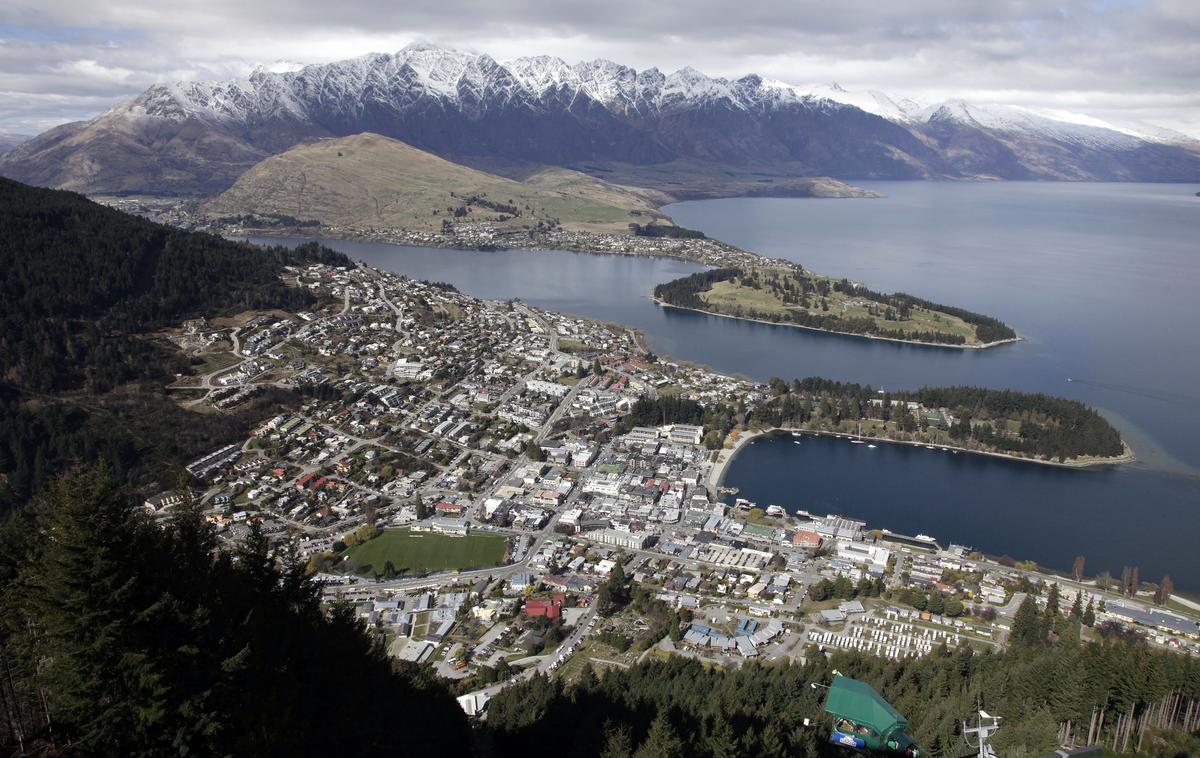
792, 530, 823, 549
524, 593, 566, 620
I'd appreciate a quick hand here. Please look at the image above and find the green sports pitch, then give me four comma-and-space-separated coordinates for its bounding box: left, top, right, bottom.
343, 528, 508, 575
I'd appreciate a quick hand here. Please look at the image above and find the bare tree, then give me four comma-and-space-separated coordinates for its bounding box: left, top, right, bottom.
1072, 555, 1086, 583
1155, 575, 1174, 605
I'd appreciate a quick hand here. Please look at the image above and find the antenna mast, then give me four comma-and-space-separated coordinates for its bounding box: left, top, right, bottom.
963, 711, 1002, 758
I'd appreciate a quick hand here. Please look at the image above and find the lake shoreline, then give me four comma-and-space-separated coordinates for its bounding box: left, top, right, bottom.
653, 298, 1023, 351
228, 224, 773, 270
237, 228, 1020, 351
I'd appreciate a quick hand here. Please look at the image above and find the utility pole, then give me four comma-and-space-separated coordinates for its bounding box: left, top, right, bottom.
963, 711, 1002, 758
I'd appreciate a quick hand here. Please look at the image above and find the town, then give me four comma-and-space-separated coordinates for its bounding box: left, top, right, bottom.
159, 260, 1200, 717
95, 194, 790, 271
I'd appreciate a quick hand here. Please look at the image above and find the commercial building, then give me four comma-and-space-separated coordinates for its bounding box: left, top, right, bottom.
668, 424, 704, 445
589, 528, 653, 550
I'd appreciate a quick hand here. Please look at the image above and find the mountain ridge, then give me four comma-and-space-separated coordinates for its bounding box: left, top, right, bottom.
3, 43, 1199, 196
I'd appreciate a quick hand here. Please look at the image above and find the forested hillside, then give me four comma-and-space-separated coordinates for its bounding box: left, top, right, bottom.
0, 178, 351, 511
484, 631, 1200, 757
0, 470, 471, 755
0, 177, 348, 392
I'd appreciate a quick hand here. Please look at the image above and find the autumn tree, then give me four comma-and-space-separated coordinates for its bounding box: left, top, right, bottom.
1072, 555, 1086, 582
1155, 575, 1175, 605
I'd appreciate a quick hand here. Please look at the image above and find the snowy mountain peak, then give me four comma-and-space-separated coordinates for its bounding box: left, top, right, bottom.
254, 60, 306, 75
13, 40, 1197, 198
399, 40, 446, 54
505, 55, 579, 96
113, 43, 1189, 150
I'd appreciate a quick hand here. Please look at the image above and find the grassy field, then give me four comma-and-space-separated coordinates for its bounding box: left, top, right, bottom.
343, 528, 508, 576
699, 268, 980, 344
191, 349, 241, 375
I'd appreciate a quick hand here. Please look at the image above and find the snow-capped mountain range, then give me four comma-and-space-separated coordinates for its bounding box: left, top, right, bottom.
3, 42, 1198, 195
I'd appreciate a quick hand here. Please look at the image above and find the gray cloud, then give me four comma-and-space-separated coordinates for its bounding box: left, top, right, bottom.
2, 0, 1198, 136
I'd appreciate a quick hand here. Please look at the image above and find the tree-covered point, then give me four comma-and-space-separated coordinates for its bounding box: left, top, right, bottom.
751, 377, 1124, 461
0, 177, 351, 393
837, 279, 1017, 344
211, 211, 323, 228
654, 267, 1016, 346
0, 469, 471, 756
630, 222, 706, 239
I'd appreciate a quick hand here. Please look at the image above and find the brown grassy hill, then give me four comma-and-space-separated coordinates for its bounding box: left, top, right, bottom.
200, 133, 669, 233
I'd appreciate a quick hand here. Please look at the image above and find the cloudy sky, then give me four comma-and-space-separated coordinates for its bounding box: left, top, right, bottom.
2, 0, 1199, 137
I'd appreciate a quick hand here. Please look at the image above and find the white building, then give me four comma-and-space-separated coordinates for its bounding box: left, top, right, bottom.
590, 528, 653, 550
836, 541, 892, 572
526, 379, 571, 398
668, 424, 704, 445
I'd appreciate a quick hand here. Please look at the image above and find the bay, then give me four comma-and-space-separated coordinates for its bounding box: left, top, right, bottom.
722, 432, 1198, 586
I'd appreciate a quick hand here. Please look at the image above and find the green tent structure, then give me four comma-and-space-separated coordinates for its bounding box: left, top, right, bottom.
823, 675, 921, 756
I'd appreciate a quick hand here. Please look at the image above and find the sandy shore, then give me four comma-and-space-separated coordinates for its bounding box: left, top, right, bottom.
707, 427, 1135, 493
707, 428, 769, 491
653, 298, 1022, 351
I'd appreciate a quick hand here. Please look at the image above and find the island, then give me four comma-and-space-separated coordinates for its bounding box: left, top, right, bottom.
654, 266, 1018, 348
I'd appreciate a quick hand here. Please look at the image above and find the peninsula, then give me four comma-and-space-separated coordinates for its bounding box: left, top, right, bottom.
654, 266, 1017, 348
704, 376, 1133, 491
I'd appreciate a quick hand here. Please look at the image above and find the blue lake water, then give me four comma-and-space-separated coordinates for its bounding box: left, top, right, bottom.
244, 181, 1200, 587
723, 432, 1198, 587
666, 183, 1200, 478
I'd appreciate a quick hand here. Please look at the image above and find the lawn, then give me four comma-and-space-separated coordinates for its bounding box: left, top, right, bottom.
343, 528, 508, 576
701, 279, 793, 316
192, 349, 241, 375
697, 268, 980, 344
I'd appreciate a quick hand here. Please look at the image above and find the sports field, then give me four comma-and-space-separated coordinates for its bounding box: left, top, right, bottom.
343, 528, 508, 575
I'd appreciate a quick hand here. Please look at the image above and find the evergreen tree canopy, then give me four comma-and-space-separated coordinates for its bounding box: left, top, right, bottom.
1, 468, 470, 756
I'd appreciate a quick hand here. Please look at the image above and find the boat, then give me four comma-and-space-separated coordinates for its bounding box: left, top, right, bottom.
867, 444, 877, 449
793, 441, 802, 446
791, 432, 802, 438
850, 439, 865, 445
924, 446, 936, 450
